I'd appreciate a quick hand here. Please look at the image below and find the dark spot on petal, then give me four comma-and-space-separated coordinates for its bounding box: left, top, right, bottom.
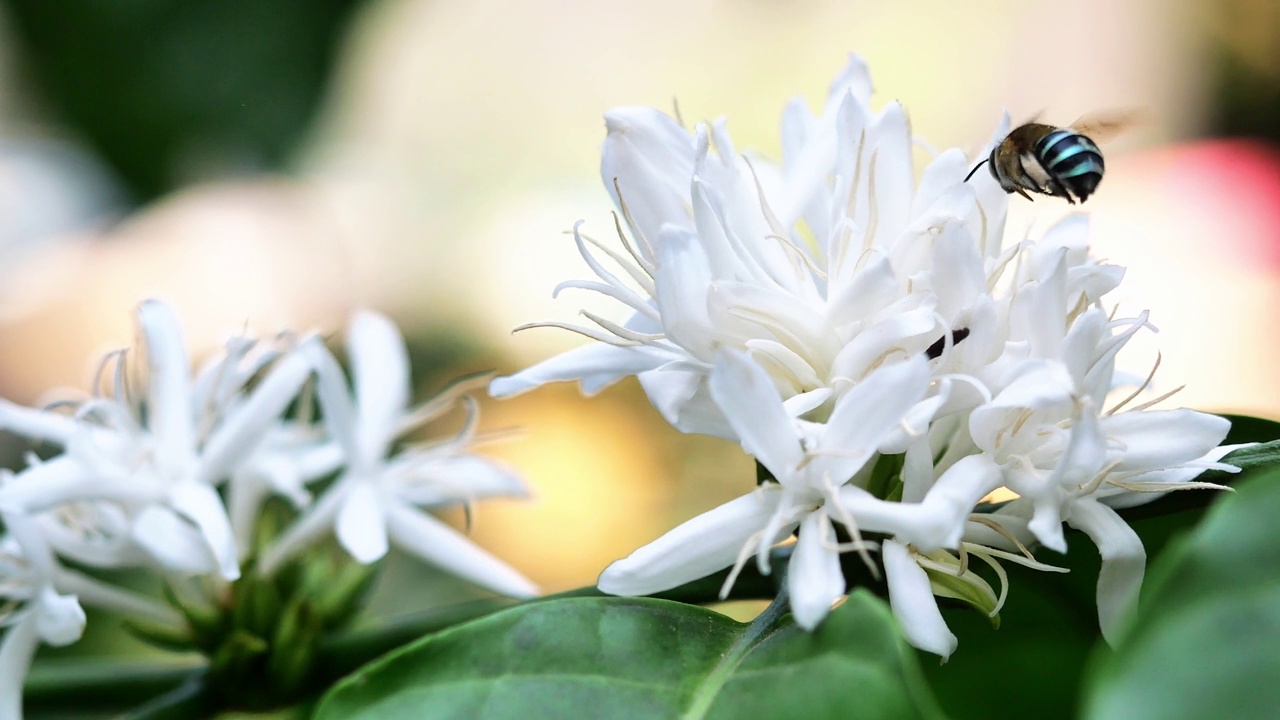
925, 327, 971, 360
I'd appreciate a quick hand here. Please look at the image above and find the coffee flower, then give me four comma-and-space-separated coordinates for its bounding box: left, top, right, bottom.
492, 55, 1011, 441
497, 54, 1239, 657
259, 311, 537, 599
0, 301, 314, 580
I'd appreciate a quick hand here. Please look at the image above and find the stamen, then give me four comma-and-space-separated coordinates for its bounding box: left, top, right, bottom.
862, 147, 881, 254
612, 178, 657, 268
581, 226, 656, 293
964, 545, 1010, 616
821, 471, 880, 580
766, 235, 827, 280
510, 321, 642, 347
968, 514, 1035, 560
579, 311, 667, 344
1124, 384, 1186, 413
1105, 478, 1233, 494
1107, 352, 1162, 416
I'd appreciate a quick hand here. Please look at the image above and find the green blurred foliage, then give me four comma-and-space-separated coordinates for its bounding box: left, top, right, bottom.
4, 0, 369, 202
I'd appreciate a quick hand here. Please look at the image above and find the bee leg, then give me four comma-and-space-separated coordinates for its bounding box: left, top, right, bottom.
1014, 188, 1034, 201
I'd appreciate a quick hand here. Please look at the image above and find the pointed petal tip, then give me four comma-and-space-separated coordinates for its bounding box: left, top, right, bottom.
487, 375, 529, 399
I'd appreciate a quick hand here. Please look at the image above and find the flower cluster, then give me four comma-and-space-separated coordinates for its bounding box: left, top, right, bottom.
0, 300, 533, 714
493, 55, 1240, 658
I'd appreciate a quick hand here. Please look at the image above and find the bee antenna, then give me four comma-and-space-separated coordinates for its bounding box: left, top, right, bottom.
963, 158, 990, 183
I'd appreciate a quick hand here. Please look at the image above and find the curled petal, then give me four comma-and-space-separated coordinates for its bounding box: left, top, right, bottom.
1067, 498, 1145, 644
883, 540, 957, 659
33, 588, 85, 647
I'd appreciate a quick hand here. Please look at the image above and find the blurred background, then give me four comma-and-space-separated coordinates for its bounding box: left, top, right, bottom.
0, 0, 1278, 641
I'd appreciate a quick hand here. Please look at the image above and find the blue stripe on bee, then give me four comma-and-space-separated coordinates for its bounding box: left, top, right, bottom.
1058, 158, 1104, 179
1037, 130, 1075, 156
1045, 142, 1093, 168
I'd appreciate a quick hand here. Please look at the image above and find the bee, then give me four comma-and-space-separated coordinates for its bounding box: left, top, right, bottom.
964, 111, 1138, 204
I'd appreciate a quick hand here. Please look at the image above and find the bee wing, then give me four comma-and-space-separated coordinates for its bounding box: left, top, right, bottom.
1069, 109, 1148, 142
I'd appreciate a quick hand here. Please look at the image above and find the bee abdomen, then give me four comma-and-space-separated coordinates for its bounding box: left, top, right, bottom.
1036, 129, 1105, 202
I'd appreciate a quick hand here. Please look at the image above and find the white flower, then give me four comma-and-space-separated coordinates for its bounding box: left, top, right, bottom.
0, 511, 83, 720
258, 311, 537, 599
492, 55, 1011, 441
0, 300, 315, 580
962, 247, 1240, 639
600, 350, 1002, 653
499, 51, 1239, 656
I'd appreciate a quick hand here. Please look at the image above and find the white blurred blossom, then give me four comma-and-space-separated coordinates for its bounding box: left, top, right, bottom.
259, 311, 537, 598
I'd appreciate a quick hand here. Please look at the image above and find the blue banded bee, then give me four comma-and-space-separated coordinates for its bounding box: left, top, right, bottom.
965, 112, 1137, 204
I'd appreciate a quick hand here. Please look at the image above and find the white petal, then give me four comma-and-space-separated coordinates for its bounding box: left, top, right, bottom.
827, 54, 874, 106
826, 255, 900, 330
653, 226, 716, 359
391, 454, 529, 507
788, 513, 845, 630
837, 454, 1002, 551
813, 356, 929, 482
708, 349, 803, 482
0, 455, 161, 513
782, 388, 833, 419
384, 501, 538, 598
602, 106, 696, 250
198, 349, 315, 484
1066, 498, 1145, 644
256, 482, 347, 575
348, 311, 410, 463
335, 482, 389, 564
131, 506, 218, 575
638, 367, 737, 441
1101, 410, 1231, 473
136, 299, 196, 473
598, 491, 785, 596
829, 306, 937, 381
303, 338, 360, 464
489, 342, 668, 398
0, 399, 78, 446
0, 611, 40, 720
33, 588, 85, 647
168, 482, 241, 581
1101, 443, 1247, 510
930, 221, 987, 317
883, 540, 957, 659
868, 102, 916, 244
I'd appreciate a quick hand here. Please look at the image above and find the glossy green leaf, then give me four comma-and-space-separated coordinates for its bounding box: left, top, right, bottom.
1081, 464, 1280, 720
315, 591, 943, 720
1220, 413, 1280, 445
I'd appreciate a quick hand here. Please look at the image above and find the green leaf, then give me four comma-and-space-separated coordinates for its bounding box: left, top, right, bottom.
1081, 464, 1280, 720
315, 592, 943, 720
1220, 413, 1280, 444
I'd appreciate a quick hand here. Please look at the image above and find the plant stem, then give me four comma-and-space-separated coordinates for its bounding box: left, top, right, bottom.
680, 586, 793, 720
24, 659, 203, 714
